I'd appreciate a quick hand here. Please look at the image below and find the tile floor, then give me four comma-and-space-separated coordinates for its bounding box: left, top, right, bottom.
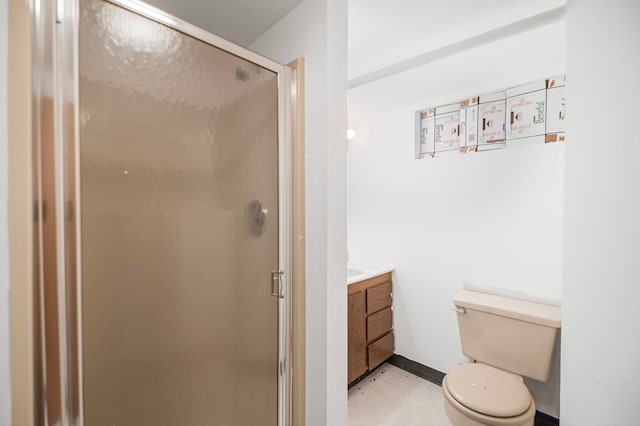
348, 363, 452, 426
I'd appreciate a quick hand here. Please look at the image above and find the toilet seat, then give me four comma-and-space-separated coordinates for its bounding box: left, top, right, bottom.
446, 363, 531, 417
442, 363, 536, 426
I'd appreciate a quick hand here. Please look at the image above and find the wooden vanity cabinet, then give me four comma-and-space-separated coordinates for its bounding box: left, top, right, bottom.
348, 291, 367, 383
348, 272, 394, 384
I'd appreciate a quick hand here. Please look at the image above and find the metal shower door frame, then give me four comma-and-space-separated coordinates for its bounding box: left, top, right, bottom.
33, 0, 294, 424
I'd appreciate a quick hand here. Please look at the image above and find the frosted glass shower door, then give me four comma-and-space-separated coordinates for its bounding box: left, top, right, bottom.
78, 1, 280, 424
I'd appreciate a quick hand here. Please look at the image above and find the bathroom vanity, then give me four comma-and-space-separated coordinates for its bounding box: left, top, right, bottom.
347, 269, 394, 384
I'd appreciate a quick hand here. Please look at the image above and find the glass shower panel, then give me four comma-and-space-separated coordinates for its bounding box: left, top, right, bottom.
78, 1, 279, 424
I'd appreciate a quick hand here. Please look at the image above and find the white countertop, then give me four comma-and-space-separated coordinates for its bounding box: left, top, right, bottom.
347, 262, 395, 285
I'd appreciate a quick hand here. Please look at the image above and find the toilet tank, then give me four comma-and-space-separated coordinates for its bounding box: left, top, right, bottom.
453, 290, 561, 382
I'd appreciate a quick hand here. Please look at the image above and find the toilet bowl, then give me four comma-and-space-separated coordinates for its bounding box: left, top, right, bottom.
443, 290, 561, 426
442, 363, 535, 426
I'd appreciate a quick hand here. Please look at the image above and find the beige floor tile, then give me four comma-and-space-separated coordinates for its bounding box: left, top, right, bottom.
422, 403, 453, 426
348, 363, 451, 426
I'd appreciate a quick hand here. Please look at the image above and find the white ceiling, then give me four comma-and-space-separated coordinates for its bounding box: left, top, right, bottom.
347, 0, 568, 123
348, 0, 567, 80
348, 19, 567, 123
143, 0, 303, 46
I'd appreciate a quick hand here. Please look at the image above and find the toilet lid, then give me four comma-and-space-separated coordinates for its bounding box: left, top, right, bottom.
445, 363, 532, 418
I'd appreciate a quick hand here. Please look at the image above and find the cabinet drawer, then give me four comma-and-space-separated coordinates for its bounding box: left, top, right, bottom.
367, 307, 392, 343
367, 281, 392, 313
368, 332, 394, 370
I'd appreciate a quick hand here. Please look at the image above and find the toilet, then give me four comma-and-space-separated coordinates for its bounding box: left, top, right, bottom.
443, 290, 561, 426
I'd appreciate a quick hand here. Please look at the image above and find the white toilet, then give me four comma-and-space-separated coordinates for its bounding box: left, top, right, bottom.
443, 290, 561, 426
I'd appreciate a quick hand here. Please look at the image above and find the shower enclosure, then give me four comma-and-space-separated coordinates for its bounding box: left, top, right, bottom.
32, 0, 295, 424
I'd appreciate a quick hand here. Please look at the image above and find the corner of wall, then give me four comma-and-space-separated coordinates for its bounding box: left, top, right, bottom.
562, 0, 640, 423
250, 1, 349, 424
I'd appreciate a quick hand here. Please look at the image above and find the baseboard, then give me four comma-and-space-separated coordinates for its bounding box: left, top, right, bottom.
387, 354, 445, 386
387, 354, 560, 426
534, 410, 560, 426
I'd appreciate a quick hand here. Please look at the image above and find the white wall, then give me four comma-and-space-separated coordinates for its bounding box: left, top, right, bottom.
562, 1, 640, 424
250, 1, 348, 425
348, 22, 565, 417
0, 0, 12, 422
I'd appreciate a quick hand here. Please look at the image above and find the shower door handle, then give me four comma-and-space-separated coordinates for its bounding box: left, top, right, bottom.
271, 270, 284, 298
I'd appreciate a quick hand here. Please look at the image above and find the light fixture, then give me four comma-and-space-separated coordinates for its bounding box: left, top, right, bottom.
346, 128, 356, 140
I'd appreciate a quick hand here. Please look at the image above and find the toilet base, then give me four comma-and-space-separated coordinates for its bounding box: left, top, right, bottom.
442, 376, 535, 426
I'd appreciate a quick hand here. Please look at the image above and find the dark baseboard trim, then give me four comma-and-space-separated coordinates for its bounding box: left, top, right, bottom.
535, 410, 560, 426
387, 354, 560, 426
386, 354, 446, 386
